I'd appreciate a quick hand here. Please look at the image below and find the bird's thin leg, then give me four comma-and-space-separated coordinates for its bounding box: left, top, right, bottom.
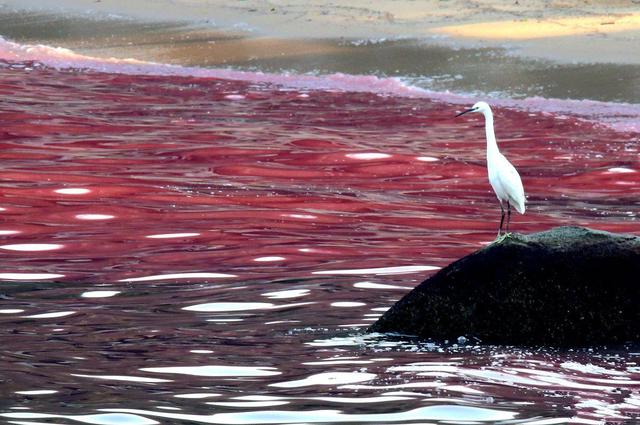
498, 203, 505, 237
506, 201, 512, 234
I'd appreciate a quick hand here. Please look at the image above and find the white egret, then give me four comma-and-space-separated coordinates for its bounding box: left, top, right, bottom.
456, 101, 525, 236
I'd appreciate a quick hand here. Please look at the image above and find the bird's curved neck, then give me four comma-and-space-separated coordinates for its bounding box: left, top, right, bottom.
483, 111, 499, 157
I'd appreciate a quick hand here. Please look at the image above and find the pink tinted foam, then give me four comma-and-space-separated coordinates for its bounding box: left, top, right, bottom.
0, 36, 638, 133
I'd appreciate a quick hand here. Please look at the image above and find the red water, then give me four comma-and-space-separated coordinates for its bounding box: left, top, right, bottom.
0, 61, 639, 424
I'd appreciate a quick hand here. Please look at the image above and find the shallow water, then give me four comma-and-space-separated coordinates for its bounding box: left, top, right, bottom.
0, 59, 639, 424
1, 10, 640, 105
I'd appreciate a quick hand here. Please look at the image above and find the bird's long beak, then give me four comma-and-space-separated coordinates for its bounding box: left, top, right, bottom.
455, 108, 475, 117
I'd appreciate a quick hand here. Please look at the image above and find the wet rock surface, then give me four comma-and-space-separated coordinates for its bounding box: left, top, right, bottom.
369, 226, 640, 346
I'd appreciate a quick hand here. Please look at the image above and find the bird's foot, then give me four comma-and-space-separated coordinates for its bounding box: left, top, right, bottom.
494, 232, 513, 243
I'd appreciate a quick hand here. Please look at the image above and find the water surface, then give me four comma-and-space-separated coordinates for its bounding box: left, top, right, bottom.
0, 48, 639, 424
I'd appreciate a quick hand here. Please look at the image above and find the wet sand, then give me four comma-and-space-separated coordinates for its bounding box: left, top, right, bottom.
0, 1, 639, 102
2, 0, 640, 63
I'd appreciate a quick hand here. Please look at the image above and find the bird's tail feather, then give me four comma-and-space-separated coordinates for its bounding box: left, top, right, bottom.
514, 200, 525, 214
508, 195, 526, 214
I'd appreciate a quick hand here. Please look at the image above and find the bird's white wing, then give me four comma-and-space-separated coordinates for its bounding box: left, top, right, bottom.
496, 154, 526, 214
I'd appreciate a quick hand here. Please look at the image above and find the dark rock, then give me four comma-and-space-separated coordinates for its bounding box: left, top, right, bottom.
369, 226, 640, 346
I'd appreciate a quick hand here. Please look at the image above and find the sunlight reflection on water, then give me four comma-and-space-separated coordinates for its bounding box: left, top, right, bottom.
118, 272, 237, 282
54, 187, 92, 195
0, 243, 63, 251
312, 265, 441, 275
183, 302, 315, 312
70, 374, 172, 383
23, 311, 75, 319
81, 290, 121, 298
1, 413, 159, 425
141, 366, 281, 377
270, 371, 376, 388
0, 273, 64, 280
82, 405, 517, 424
0, 62, 638, 425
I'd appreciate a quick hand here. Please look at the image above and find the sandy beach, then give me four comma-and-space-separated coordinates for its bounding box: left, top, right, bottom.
1, 0, 640, 64
0, 1, 639, 103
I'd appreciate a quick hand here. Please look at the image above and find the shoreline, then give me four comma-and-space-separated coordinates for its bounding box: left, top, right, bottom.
1, 0, 640, 65
0, 1, 639, 132
1, 5, 639, 106
2, 35, 639, 134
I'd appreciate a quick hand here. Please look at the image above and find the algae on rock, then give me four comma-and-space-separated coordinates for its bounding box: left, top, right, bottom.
369, 227, 640, 346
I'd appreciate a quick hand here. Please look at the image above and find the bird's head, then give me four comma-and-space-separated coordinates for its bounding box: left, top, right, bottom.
455, 101, 491, 117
